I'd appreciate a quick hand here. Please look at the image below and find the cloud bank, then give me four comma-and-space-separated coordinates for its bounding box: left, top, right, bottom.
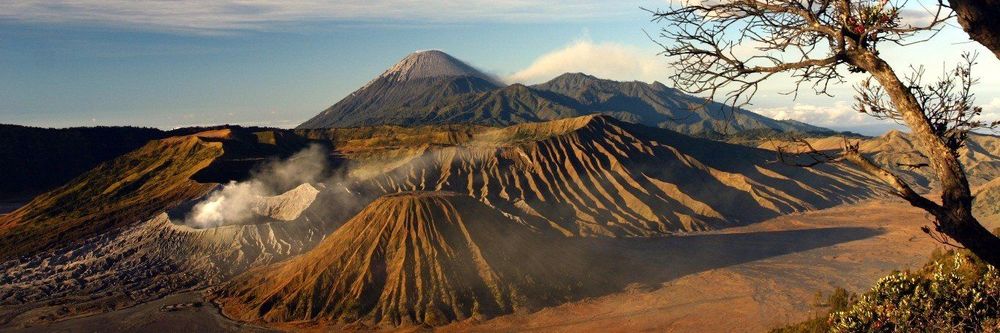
0, 1, 641, 33
506, 40, 665, 84
752, 101, 875, 127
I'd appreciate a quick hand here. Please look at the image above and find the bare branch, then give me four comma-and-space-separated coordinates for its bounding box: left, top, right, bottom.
856, 52, 1000, 149
840, 143, 943, 214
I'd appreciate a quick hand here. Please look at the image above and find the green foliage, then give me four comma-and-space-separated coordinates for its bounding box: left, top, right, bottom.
830, 250, 1000, 332
775, 249, 1000, 332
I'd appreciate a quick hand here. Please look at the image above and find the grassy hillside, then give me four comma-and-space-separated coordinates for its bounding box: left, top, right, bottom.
0, 135, 223, 260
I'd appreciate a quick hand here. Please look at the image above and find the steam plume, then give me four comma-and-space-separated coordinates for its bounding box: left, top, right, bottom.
185, 144, 327, 227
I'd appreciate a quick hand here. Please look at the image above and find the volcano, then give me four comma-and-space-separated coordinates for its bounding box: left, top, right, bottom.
297, 50, 502, 129
212, 191, 593, 327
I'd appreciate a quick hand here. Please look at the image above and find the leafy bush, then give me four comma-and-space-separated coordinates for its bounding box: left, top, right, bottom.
774, 248, 1000, 332
831, 249, 1000, 332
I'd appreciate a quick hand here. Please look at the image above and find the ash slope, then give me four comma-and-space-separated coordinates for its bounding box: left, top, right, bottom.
297, 51, 831, 137
974, 177, 1000, 230
0, 183, 350, 327
306, 115, 881, 236
213, 191, 597, 327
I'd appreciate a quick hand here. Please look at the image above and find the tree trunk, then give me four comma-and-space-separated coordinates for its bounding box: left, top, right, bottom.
945, 215, 1000, 265
949, 0, 1000, 60
850, 50, 1000, 266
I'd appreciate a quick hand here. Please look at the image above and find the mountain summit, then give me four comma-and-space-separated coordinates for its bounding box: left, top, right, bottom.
375, 50, 501, 85
297, 50, 501, 129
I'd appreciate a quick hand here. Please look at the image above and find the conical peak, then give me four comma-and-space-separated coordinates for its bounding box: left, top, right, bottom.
380, 50, 498, 84
360, 191, 480, 229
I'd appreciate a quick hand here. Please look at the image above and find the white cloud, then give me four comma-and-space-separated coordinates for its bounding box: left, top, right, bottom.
0, 1, 643, 33
752, 95, 1000, 132
982, 97, 1000, 122
753, 101, 876, 126
506, 40, 665, 84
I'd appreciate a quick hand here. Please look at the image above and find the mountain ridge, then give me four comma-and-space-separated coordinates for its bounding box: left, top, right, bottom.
296, 51, 833, 136
303, 115, 880, 236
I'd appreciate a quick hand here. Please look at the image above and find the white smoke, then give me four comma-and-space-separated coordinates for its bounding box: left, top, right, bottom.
185, 144, 328, 227
506, 39, 664, 85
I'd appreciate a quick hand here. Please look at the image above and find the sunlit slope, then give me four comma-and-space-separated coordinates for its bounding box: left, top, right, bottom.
760, 131, 1000, 189
974, 177, 1000, 230
0, 135, 222, 260
0, 124, 167, 200
213, 191, 595, 326
305, 115, 881, 237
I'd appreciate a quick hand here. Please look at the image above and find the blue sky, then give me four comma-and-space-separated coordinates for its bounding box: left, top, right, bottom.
1, 1, 998, 135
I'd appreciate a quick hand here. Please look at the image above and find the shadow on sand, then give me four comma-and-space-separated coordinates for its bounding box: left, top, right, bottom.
560, 226, 882, 300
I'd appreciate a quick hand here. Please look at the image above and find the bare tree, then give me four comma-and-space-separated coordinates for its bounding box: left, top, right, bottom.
948, 0, 1000, 60
651, 0, 1000, 266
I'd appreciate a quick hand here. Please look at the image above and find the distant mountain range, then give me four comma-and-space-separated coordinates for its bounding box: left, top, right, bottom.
297, 50, 833, 137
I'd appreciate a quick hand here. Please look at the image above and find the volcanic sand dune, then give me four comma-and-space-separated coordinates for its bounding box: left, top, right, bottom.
212, 191, 611, 328
307, 115, 882, 237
